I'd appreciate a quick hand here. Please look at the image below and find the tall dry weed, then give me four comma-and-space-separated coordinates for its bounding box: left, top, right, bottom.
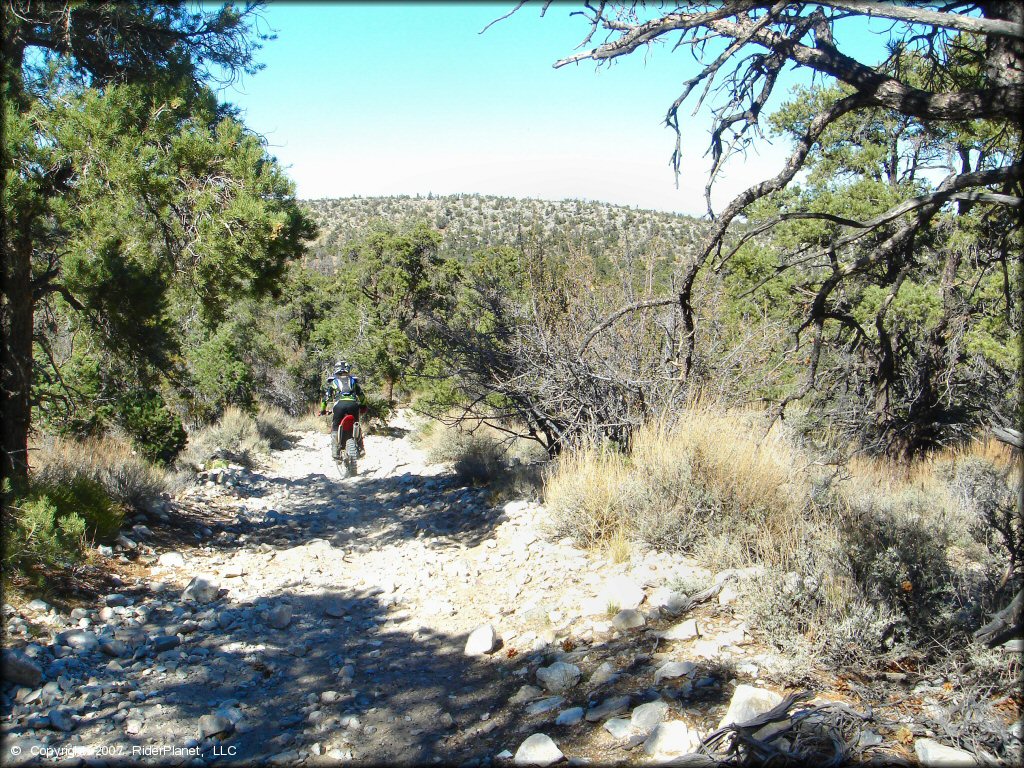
547, 404, 1016, 672
31, 433, 169, 512
546, 403, 813, 571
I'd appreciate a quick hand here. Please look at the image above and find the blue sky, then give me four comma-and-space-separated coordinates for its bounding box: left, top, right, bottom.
219, 3, 887, 216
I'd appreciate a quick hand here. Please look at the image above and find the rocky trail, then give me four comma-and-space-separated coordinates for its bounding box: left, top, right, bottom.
2, 415, 992, 766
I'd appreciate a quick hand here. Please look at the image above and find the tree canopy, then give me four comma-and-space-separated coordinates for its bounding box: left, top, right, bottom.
517, 0, 1022, 454
2, 2, 312, 485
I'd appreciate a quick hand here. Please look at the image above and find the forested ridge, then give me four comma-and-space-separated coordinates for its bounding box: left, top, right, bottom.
303, 194, 706, 269
3, 2, 1022, 765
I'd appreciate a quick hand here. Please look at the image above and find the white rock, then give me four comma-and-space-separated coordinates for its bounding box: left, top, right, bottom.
717, 685, 782, 729
654, 661, 696, 685
611, 609, 645, 631
56, 629, 99, 653
526, 697, 565, 716
718, 584, 739, 606
588, 661, 619, 687
181, 575, 220, 604
536, 662, 581, 692
511, 685, 544, 704
603, 717, 633, 740
267, 604, 293, 630
644, 720, 700, 760
630, 701, 669, 735
648, 587, 689, 615
659, 619, 699, 641
514, 733, 563, 766
914, 738, 978, 766
465, 624, 498, 656
597, 576, 645, 611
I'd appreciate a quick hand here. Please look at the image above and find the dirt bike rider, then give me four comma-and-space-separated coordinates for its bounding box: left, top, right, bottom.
319, 360, 368, 459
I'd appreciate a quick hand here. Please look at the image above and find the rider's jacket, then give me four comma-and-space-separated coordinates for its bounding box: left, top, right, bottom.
321, 374, 367, 412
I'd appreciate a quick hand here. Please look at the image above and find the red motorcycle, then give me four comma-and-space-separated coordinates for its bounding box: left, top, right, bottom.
336, 413, 362, 477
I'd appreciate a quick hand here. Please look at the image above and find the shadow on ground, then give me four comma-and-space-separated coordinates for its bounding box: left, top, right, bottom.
6, 438, 735, 766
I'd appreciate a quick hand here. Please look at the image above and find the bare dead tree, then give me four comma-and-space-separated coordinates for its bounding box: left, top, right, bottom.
506, 1, 1022, 455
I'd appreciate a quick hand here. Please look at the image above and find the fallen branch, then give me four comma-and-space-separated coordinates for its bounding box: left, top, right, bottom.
974, 587, 1024, 647
698, 690, 874, 767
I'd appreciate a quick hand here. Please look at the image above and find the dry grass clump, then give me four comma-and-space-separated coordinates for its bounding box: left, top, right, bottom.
546, 405, 811, 571
180, 406, 265, 469
179, 403, 312, 470
546, 404, 1020, 675
31, 433, 169, 512
417, 416, 548, 490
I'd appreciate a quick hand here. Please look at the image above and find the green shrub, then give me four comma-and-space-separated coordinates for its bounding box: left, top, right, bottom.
34, 477, 124, 543
7, 494, 87, 568
118, 395, 187, 465
5, 476, 121, 572
365, 395, 394, 431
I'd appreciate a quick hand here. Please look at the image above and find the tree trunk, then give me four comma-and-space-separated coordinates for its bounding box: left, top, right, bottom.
1, 229, 34, 490
985, 1, 1024, 89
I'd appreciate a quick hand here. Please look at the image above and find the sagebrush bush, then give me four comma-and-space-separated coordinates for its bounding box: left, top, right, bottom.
418, 416, 546, 489
545, 409, 810, 570
255, 404, 294, 450
452, 433, 507, 486
943, 456, 1022, 569
179, 406, 269, 469
32, 433, 168, 512
546, 405, 1018, 673
179, 403, 312, 469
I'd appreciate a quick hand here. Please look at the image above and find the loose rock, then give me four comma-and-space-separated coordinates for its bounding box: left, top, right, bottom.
513, 733, 563, 767
644, 720, 700, 760
717, 685, 782, 729
181, 575, 220, 604
2, 648, 43, 687
536, 662, 581, 693
611, 609, 645, 631
585, 695, 631, 722
268, 604, 293, 630
465, 623, 498, 656
914, 738, 979, 766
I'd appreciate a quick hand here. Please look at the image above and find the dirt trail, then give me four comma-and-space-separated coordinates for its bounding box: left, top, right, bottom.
4, 414, 931, 766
